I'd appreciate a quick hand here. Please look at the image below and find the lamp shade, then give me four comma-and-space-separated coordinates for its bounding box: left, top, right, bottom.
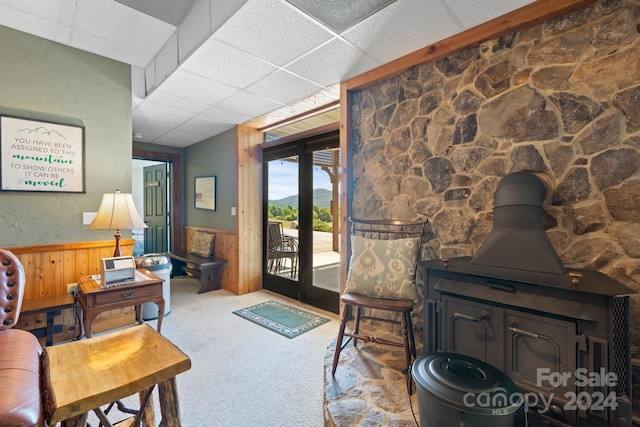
88, 192, 147, 231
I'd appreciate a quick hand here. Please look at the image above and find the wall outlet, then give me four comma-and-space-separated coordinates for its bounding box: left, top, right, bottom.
67, 283, 78, 295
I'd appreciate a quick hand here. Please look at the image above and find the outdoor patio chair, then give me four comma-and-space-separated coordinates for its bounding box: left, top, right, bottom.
331, 217, 428, 393
267, 221, 299, 278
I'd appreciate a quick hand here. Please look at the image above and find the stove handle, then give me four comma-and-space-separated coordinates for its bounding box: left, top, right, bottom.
452, 311, 490, 322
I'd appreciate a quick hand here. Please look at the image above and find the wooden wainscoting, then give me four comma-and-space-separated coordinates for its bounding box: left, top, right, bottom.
7, 239, 136, 342
183, 226, 240, 294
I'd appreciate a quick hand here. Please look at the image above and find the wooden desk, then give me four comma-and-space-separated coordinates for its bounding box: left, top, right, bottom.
41, 324, 191, 426
77, 269, 165, 338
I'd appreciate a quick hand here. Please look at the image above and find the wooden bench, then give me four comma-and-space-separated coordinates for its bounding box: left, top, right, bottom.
21, 293, 77, 346
169, 250, 226, 294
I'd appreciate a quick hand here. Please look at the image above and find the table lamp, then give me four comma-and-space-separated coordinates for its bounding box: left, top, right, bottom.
88, 190, 147, 257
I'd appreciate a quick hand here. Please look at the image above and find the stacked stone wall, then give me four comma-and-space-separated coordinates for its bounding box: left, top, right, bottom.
350, 0, 640, 410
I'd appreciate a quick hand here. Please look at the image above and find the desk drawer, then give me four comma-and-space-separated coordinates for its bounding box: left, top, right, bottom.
94, 284, 161, 306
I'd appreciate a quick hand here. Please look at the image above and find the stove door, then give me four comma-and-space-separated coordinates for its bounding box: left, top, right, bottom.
441, 295, 498, 365
504, 308, 578, 402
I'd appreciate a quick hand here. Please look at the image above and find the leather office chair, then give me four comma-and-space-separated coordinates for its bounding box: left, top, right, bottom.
0, 249, 45, 427
331, 218, 428, 393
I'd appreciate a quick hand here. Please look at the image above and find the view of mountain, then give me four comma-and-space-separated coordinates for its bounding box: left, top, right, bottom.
269, 188, 332, 208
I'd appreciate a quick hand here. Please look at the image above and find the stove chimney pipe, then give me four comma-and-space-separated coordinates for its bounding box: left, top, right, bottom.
471, 172, 565, 275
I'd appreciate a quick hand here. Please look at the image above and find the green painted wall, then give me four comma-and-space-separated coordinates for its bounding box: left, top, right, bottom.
0, 25, 132, 246
185, 128, 237, 231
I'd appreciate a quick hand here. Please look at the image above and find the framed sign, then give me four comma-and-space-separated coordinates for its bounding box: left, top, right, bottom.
194, 176, 216, 210
0, 115, 85, 193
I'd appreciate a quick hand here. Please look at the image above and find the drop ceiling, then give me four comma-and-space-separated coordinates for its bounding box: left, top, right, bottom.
0, 0, 535, 148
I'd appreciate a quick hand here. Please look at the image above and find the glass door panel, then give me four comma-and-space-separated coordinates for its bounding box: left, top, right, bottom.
264, 154, 300, 301
311, 149, 340, 294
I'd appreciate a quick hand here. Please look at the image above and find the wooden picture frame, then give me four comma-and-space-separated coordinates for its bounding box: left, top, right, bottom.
0, 115, 85, 193
194, 176, 216, 210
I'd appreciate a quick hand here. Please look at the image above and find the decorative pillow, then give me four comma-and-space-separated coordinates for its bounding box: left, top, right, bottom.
346, 235, 420, 302
190, 231, 216, 257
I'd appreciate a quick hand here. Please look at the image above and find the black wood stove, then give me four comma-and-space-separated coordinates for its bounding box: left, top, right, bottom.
420, 172, 635, 427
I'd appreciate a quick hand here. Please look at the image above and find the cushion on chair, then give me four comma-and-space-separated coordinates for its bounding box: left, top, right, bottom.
345, 235, 419, 302
189, 231, 216, 257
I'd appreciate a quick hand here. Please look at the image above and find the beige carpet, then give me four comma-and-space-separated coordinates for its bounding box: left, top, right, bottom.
87, 277, 340, 427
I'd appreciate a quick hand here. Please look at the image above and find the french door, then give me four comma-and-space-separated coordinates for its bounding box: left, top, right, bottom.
263, 131, 340, 313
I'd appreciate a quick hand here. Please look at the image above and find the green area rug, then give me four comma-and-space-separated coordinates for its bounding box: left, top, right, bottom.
233, 300, 330, 339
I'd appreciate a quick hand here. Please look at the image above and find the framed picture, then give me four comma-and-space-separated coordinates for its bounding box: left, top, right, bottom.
0, 115, 85, 193
194, 176, 216, 210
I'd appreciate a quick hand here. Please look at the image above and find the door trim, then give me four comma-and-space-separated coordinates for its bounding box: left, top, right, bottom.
133, 148, 183, 251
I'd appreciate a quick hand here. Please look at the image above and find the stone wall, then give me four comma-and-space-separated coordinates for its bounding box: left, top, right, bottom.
349, 0, 640, 411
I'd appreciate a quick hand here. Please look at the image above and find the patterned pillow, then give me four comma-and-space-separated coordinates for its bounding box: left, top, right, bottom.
190, 231, 216, 257
346, 235, 420, 302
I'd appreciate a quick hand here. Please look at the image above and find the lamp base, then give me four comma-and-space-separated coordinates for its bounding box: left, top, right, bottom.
113, 230, 122, 257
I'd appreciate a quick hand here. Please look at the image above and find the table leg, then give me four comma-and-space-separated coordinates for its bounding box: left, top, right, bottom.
155, 300, 165, 333
61, 412, 87, 427
140, 389, 156, 427
135, 304, 143, 325
157, 377, 181, 427
83, 313, 95, 338
45, 310, 59, 346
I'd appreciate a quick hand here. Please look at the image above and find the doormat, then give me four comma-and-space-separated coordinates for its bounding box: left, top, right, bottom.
233, 300, 330, 339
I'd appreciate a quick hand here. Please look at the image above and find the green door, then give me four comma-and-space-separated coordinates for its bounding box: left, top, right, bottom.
143, 163, 169, 253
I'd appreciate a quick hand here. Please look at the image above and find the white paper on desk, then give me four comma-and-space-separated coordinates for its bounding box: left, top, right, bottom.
112, 258, 136, 269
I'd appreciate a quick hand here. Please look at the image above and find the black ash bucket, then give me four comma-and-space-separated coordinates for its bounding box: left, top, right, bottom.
412, 353, 522, 427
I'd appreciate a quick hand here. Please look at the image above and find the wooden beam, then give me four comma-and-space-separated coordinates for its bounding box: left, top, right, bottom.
236, 125, 264, 294
344, 0, 597, 91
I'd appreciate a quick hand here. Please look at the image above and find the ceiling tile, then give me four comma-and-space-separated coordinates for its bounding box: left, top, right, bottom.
155, 33, 179, 82
177, 0, 211, 61
443, 0, 535, 28
0, 0, 77, 26
157, 69, 240, 105
131, 116, 173, 141
135, 100, 197, 120
146, 91, 211, 114
201, 106, 254, 124
114, 0, 198, 26
209, 0, 250, 32
70, 29, 155, 68
0, 4, 72, 45
133, 104, 190, 128
286, 38, 381, 87
247, 70, 323, 105
215, 90, 283, 117
286, 0, 398, 33
178, 114, 230, 135
182, 38, 277, 89
74, 0, 176, 56
342, 0, 462, 63
153, 128, 217, 147
214, 0, 333, 66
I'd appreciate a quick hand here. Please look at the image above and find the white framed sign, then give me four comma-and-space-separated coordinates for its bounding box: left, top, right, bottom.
0, 115, 85, 193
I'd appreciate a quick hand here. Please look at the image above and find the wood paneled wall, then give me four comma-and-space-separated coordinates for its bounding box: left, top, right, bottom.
7, 239, 136, 342
184, 226, 239, 294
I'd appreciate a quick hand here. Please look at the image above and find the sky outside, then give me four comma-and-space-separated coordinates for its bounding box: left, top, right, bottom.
267, 159, 333, 200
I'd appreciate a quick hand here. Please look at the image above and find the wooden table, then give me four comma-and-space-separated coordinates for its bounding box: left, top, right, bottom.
41, 324, 191, 426
77, 269, 165, 338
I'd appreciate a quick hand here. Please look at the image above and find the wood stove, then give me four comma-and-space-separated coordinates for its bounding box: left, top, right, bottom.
420, 172, 635, 427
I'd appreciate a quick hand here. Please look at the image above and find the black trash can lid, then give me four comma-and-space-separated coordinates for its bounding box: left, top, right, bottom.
412, 353, 522, 415
135, 253, 171, 267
